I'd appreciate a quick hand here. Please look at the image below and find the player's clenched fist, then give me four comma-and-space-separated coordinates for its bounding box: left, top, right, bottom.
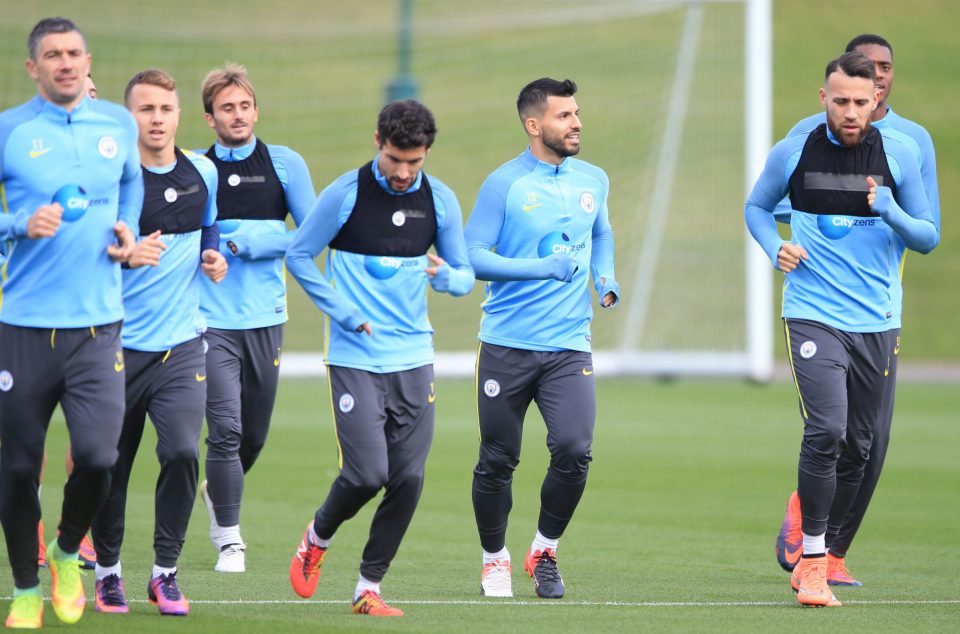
201, 248, 228, 283
777, 242, 808, 273
26, 204, 63, 239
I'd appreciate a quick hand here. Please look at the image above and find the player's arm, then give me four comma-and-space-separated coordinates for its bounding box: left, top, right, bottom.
228, 147, 317, 260
589, 176, 619, 308
869, 147, 937, 254
426, 182, 475, 296
916, 128, 941, 230
744, 139, 807, 272
285, 175, 368, 333
194, 155, 227, 281
108, 112, 144, 262
465, 178, 577, 282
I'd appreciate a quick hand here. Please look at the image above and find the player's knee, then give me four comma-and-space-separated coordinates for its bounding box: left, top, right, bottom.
70, 446, 117, 472
204, 428, 242, 456
550, 436, 592, 466
345, 468, 388, 493
157, 444, 200, 465
478, 446, 520, 478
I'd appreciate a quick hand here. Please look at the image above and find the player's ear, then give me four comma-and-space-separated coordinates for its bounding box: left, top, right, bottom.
373, 130, 382, 150
818, 87, 827, 108
203, 112, 216, 129
524, 116, 540, 138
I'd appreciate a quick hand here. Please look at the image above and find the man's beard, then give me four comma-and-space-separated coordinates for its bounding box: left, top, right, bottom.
542, 129, 580, 158
827, 117, 869, 147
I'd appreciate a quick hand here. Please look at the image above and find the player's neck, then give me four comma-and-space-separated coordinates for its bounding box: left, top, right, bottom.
140, 144, 176, 168
529, 141, 565, 166
871, 102, 889, 123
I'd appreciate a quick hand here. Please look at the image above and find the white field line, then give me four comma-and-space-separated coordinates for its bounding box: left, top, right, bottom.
5, 597, 957, 607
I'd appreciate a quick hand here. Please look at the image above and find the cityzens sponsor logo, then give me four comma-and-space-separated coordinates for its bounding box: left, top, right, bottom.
364, 255, 422, 280
817, 215, 877, 240
537, 231, 587, 258
52, 185, 90, 222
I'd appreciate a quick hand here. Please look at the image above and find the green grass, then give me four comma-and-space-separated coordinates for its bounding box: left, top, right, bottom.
1, 1, 955, 360
4, 378, 958, 631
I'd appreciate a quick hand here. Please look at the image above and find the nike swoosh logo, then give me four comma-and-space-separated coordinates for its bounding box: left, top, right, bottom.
522, 203, 543, 212
114, 362, 124, 372
582, 368, 593, 376
784, 546, 802, 564
428, 393, 436, 404
196, 373, 207, 382
29, 148, 51, 158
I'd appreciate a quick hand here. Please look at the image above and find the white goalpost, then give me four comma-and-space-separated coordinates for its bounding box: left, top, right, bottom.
283, 0, 774, 381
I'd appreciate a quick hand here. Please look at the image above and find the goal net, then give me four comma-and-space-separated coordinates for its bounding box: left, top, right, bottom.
0, 0, 772, 379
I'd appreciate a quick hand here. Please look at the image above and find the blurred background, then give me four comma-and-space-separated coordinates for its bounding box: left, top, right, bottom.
2, 0, 956, 366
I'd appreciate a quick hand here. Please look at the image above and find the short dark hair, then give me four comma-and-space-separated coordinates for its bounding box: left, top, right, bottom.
824, 51, 876, 83
517, 78, 577, 121
28, 17, 84, 60
377, 100, 437, 149
845, 33, 893, 58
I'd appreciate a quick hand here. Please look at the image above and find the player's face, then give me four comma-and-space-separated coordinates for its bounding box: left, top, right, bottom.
26, 31, 91, 109
375, 136, 429, 193
537, 95, 581, 160
128, 83, 180, 157
820, 71, 878, 147
854, 43, 894, 109
205, 85, 258, 147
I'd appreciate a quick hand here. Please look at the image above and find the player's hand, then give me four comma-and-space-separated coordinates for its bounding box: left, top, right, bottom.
201, 248, 228, 283
356, 321, 373, 336
425, 252, 445, 277
866, 176, 894, 218
777, 242, 808, 273
602, 291, 616, 307
548, 253, 578, 283
127, 230, 166, 268
226, 240, 239, 256
26, 204, 63, 239
866, 176, 877, 208
107, 221, 136, 262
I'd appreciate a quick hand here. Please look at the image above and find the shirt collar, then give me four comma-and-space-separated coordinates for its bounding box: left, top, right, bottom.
213, 136, 257, 162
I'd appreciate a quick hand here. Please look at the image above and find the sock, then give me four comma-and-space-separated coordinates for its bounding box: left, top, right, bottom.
220, 524, 243, 548
309, 523, 332, 549
531, 530, 559, 555
95, 562, 121, 580
152, 565, 176, 579
483, 547, 510, 564
801, 532, 826, 556
13, 585, 42, 598
354, 575, 380, 602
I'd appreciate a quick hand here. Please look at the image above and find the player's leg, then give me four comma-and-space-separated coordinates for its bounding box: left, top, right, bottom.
833, 330, 899, 561
289, 367, 386, 599
824, 329, 895, 586
237, 324, 283, 474
0, 324, 60, 603
351, 365, 435, 615
202, 328, 244, 557
473, 343, 537, 598
145, 337, 205, 615
524, 350, 596, 599
90, 346, 153, 614
56, 323, 126, 623
784, 319, 850, 607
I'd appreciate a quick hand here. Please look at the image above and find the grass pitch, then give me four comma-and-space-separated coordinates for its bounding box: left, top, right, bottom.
4, 378, 957, 632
